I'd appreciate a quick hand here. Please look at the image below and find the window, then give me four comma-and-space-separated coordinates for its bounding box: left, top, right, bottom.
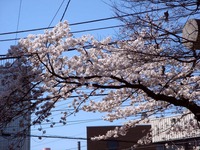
107, 140, 118, 150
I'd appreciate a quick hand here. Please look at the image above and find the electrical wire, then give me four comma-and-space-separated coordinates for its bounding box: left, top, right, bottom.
0, 24, 123, 42
15, 0, 23, 45
30, 118, 103, 131
0, 0, 198, 46
72, 24, 123, 34
1, 7, 198, 43
48, 0, 66, 27
0, 5, 181, 36
60, 0, 71, 22
29, 134, 200, 145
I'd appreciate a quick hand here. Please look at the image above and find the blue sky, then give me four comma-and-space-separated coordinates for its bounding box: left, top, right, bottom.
0, 1, 123, 150
0, 0, 121, 54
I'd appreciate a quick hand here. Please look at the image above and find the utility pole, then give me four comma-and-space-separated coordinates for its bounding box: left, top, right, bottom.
78, 141, 81, 150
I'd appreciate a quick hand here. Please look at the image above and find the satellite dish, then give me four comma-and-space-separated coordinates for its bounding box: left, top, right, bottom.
182, 19, 200, 50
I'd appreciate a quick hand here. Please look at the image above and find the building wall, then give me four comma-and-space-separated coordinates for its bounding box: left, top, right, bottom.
151, 114, 200, 143
151, 115, 200, 150
0, 117, 30, 150
0, 57, 30, 150
87, 114, 200, 150
87, 125, 156, 150
154, 138, 200, 150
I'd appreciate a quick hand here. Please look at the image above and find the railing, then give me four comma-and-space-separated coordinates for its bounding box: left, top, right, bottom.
0, 55, 17, 67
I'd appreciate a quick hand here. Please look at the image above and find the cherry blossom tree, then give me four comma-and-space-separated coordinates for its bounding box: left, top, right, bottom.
3, 0, 200, 146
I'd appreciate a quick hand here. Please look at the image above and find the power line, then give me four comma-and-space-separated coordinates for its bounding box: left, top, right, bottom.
0, 16, 118, 36
0, 24, 183, 43
15, 0, 23, 45
1, 8, 189, 43
0, 5, 198, 43
72, 24, 123, 34
1, 0, 198, 37
0, 5, 176, 36
48, 0, 66, 27
30, 134, 145, 145
0, 24, 123, 42
29, 134, 200, 146
30, 118, 103, 130
60, 0, 71, 22
0, 16, 120, 36
31, 134, 87, 140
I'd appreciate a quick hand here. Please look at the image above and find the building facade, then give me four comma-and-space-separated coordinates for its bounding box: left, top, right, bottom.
0, 56, 30, 150
87, 114, 200, 150
151, 114, 200, 150
87, 125, 156, 150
